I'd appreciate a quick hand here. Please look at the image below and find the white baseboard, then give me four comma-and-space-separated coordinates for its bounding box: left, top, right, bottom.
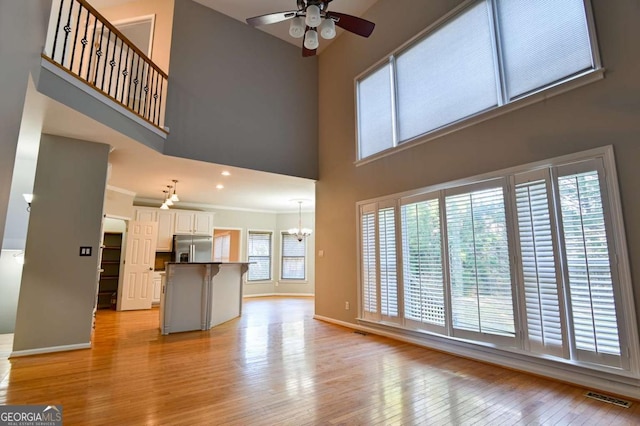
243, 293, 314, 298
10, 342, 91, 358
313, 315, 640, 400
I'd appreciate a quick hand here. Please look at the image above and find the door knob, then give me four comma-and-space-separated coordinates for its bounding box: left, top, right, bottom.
149, 267, 153, 271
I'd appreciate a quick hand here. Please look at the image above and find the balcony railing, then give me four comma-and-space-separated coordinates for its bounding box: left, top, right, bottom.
44, 0, 168, 130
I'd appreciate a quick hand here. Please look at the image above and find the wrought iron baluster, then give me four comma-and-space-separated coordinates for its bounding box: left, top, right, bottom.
142, 62, 152, 120
101, 29, 111, 91
132, 53, 141, 112
85, 15, 98, 81
95, 24, 105, 86
61, 0, 75, 67
78, 4, 91, 79
51, 0, 66, 63
152, 70, 164, 126
120, 44, 131, 104
70, 2, 83, 74
115, 37, 124, 101
107, 31, 118, 97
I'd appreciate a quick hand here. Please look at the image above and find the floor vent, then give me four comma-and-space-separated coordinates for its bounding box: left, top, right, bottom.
585, 391, 632, 408
354, 330, 368, 336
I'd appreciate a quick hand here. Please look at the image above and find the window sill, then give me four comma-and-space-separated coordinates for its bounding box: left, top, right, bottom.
355, 68, 606, 167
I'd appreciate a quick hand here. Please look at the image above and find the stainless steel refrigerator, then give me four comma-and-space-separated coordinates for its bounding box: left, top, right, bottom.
172, 235, 213, 263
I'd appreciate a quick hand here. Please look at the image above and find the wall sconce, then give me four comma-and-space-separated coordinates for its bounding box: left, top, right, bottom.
23, 194, 33, 212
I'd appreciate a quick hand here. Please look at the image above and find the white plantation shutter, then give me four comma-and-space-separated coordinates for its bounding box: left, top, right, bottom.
514, 171, 566, 357
555, 161, 622, 366
248, 231, 272, 281
379, 207, 399, 320
361, 207, 378, 319
281, 234, 306, 280
445, 182, 515, 342
401, 196, 445, 332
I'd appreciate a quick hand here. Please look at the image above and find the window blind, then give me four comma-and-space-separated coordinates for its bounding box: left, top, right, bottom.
445, 185, 514, 338
248, 232, 271, 281
496, 0, 594, 99
514, 176, 565, 357
357, 63, 394, 158
361, 211, 377, 317
401, 198, 445, 329
282, 234, 306, 280
379, 207, 399, 319
395, 0, 498, 141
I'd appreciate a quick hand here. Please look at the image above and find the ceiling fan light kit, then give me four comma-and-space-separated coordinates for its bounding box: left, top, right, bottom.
247, 0, 375, 57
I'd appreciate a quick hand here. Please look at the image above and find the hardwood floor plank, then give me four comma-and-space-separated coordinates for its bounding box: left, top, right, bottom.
0, 297, 638, 425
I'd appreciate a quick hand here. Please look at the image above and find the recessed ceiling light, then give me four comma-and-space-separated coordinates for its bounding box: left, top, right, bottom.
221, 171, 231, 176
216, 184, 224, 189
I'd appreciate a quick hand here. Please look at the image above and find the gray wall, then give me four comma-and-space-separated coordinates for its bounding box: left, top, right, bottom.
13, 135, 109, 353
0, 0, 51, 249
164, 0, 319, 180
315, 0, 640, 326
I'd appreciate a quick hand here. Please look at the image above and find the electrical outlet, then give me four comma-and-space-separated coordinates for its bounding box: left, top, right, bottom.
345, 301, 350, 310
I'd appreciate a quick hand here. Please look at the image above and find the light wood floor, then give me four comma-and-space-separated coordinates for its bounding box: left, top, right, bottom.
1, 297, 638, 425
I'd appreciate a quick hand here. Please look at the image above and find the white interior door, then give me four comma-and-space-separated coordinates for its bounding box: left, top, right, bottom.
119, 221, 158, 310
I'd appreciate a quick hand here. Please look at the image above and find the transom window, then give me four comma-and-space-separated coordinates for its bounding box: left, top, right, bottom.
356, 0, 600, 160
358, 147, 638, 373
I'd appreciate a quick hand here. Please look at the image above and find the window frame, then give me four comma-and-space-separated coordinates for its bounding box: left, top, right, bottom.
355, 0, 603, 164
356, 146, 640, 377
247, 230, 273, 282
280, 232, 307, 281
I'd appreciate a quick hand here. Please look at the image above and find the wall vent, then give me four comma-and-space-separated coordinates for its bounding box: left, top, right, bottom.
585, 391, 632, 408
354, 330, 368, 336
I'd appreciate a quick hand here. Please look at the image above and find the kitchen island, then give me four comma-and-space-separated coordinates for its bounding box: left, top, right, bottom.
159, 262, 249, 335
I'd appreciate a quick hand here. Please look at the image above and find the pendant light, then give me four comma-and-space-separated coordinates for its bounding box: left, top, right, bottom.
170, 179, 180, 202
160, 190, 170, 210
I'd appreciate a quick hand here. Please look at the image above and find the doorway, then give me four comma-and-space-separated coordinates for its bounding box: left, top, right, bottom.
213, 228, 242, 262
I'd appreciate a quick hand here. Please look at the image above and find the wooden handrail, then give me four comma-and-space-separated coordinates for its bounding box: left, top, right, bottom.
76, 0, 167, 79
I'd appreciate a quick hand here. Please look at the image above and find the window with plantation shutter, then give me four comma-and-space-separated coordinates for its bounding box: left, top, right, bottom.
281, 234, 306, 280
401, 196, 445, 332
514, 171, 566, 358
555, 162, 622, 366
445, 183, 515, 342
379, 207, 399, 319
361, 208, 377, 319
357, 147, 637, 374
248, 231, 272, 281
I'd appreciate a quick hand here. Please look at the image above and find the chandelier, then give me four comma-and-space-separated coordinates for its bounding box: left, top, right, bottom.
288, 200, 312, 242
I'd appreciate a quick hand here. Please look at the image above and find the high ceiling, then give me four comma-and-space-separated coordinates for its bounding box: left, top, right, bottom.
90, 0, 378, 51
191, 0, 378, 50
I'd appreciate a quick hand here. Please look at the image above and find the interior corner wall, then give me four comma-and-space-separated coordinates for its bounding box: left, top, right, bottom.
0, 0, 51, 248
314, 0, 640, 326
12, 135, 109, 353
164, 0, 318, 180
104, 188, 135, 219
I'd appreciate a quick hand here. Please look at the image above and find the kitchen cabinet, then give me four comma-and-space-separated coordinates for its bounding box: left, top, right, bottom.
156, 210, 174, 251
174, 211, 214, 235
152, 272, 162, 304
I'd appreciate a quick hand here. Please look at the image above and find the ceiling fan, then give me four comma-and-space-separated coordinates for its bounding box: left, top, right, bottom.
246, 0, 375, 57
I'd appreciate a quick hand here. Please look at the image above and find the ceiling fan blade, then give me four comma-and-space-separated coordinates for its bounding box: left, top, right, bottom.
326, 12, 375, 38
246, 10, 298, 27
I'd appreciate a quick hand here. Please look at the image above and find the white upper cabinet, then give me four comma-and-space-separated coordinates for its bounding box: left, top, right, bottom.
194, 212, 214, 235
156, 210, 175, 251
174, 211, 214, 235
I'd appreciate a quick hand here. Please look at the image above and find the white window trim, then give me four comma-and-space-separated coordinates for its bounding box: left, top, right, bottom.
246, 229, 273, 283
356, 145, 640, 379
279, 231, 308, 283
354, 0, 604, 165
